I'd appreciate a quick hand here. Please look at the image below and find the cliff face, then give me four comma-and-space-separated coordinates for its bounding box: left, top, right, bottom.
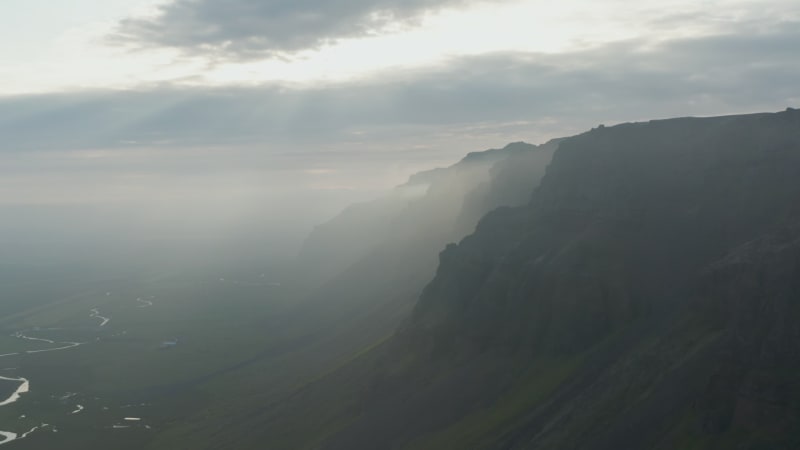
288, 141, 559, 343
499, 227, 800, 450
414, 112, 800, 352
317, 109, 800, 450
691, 229, 800, 443
294, 141, 559, 293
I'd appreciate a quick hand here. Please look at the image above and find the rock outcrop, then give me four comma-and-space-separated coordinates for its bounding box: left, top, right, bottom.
320, 109, 800, 450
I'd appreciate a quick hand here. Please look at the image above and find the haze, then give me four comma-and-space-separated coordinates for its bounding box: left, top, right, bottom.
1, 0, 798, 266
2, 1, 800, 449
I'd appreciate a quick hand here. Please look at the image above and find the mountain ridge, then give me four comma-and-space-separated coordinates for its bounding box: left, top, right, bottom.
309, 109, 800, 450
150, 109, 800, 450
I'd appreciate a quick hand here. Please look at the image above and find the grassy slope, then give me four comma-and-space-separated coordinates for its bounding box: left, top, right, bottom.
403, 355, 584, 450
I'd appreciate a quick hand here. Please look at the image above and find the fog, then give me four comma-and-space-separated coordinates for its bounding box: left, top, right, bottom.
3, 14, 798, 273
1, 3, 799, 450
0, 146, 444, 270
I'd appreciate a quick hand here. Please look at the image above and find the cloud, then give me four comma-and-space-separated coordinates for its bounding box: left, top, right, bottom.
113, 0, 478, 60
2, 22, 798, 263
5, 23, 800, 159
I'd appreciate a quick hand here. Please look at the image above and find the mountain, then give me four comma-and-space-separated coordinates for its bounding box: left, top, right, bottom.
240, 109, 800, 450
284, 140, 560, 344
272, 142, 561, 418
111, 140, 560, 450
294, 141, 560, 293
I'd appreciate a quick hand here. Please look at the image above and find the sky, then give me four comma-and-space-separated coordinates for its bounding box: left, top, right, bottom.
1, 0, 798, 264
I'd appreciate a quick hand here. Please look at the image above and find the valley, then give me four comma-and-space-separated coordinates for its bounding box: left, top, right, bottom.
0, 110, 798, 450
0, 267, 295, 449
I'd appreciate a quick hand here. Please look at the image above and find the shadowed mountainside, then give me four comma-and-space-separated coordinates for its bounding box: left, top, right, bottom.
240, 109, 800, 450
294, 141, 560, 293
282, 141, 561, 348
130, 109, 800, 450
109, 139, 561, 450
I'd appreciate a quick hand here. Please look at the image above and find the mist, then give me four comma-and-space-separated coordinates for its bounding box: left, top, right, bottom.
1, 1, 799, 448
2, 18, 797, 271
0, 144, 438, 270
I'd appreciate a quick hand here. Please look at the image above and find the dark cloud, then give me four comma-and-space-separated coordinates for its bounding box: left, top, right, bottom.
5, 24, 800, 159
2, 24, 798, 265
113, 0, 475, 59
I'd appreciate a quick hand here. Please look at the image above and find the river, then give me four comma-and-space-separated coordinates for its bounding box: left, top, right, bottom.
0, 324, 88, 445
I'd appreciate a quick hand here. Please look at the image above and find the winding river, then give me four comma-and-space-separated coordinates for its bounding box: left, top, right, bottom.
0, 376, 28, 407
0, 424, 50, 446
136, 297, 154, 308
0, 319, 90, 445
89, 309, 110, 327
0, 372, 36, 445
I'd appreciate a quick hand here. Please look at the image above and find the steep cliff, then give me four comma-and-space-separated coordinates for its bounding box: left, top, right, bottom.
317, 109, 800, 450
294, 141, 559, 293
288, 141, 560, 342
211, 110, 800, 450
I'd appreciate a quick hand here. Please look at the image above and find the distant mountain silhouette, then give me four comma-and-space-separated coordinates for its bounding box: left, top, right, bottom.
294, 141, 559, 293
286, 140, 559, 343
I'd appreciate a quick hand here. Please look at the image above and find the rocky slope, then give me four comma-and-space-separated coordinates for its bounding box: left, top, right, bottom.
187, 141, 559, 450
305, 109, 800, 450
203, 109, 800, 450
286, 140, 560, 343
294, 141, 559, 292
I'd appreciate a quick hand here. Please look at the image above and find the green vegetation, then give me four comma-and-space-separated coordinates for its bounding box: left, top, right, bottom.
0, 266, 304, 449
405, 355, 584, 450
3, 111, 800, 450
